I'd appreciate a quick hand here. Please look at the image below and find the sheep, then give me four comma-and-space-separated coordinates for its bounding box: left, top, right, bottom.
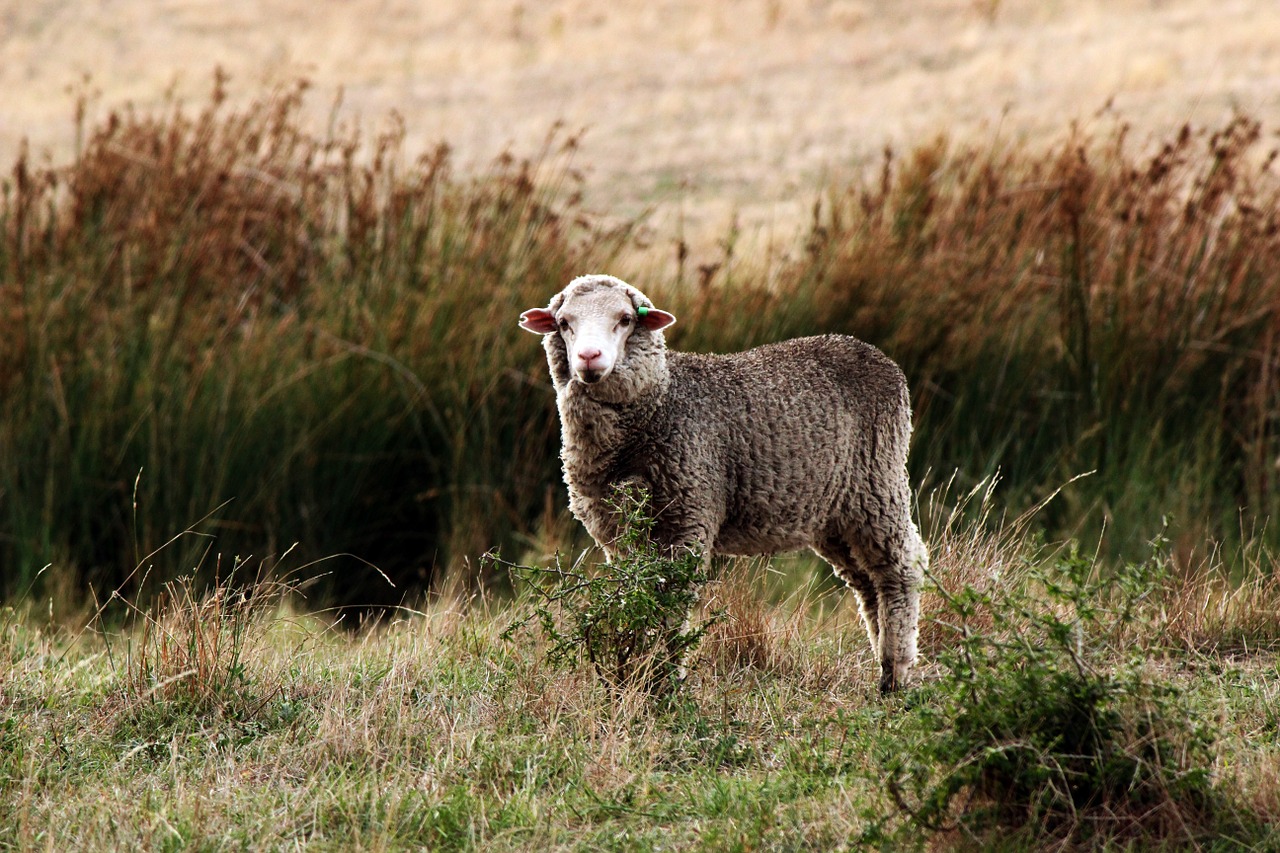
519, 274, 928, 693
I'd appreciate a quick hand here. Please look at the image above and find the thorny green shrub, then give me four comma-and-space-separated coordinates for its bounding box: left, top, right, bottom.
498, 486, 719, 701
864, 544, 1255, 849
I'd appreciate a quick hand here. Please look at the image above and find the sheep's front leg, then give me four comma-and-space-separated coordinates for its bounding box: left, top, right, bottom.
651, 525, 714, 683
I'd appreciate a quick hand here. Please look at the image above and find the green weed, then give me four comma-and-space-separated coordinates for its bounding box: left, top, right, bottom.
500, 485, 718, 700
865, 545, 1261, 849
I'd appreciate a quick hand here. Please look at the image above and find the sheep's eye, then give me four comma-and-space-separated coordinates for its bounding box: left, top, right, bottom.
558, 318, 570, 332
618, 315, 632, 328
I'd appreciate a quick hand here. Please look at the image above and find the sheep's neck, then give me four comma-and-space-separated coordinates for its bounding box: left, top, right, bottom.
558, 380, 665, 492
559, 383, 651, 449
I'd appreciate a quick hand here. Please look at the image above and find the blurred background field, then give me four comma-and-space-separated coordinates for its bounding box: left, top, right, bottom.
3, 0, 1280, 610
6, 0, 1280, 251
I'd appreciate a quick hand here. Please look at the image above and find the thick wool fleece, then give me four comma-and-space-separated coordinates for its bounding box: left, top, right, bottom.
533, 276, 927, 692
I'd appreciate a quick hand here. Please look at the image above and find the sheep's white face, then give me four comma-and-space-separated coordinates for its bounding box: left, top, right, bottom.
552, 288, 641, 384
519, 277, 676, 385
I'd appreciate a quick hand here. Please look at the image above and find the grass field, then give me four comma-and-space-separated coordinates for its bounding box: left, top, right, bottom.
4, 490, 1280, 850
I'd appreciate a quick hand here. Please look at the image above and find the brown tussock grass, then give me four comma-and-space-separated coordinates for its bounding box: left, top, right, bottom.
103, 568, 297, 714
910, 469, 1280, 691
698, 559, 873, 695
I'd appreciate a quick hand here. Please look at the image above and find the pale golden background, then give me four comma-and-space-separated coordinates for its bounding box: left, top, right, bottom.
4, 0, 1278, 245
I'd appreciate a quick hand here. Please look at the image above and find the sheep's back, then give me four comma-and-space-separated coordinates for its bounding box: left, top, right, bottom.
661, 335, 910, 554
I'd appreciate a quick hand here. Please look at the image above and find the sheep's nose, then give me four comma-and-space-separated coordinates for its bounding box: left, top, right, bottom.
577, 347, 603, 365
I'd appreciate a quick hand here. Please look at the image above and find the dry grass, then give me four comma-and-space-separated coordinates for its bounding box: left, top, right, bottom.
1145, 547, 1280, 656
917, 473, 1280, 663
109, 570, 296, 710
698, 558, 871, 693
2, 509, 1279, 848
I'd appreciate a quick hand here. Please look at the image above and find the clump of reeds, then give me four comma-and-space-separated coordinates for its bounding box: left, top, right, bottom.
668, 115, 1280, 560
0, 75, 628, 608
4, 74, 1280, 608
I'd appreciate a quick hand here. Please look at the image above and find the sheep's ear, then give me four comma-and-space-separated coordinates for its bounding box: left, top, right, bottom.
638, 307, 676, 331
519, 308, 558, 334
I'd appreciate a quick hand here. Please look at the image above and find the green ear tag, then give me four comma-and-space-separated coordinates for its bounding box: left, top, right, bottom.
637, 306, 650, 317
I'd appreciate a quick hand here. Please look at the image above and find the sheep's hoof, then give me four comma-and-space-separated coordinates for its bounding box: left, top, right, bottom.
879, 661, 906, 695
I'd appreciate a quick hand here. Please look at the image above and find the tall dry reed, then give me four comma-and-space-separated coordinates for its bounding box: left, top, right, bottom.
3, 79, 1278, 607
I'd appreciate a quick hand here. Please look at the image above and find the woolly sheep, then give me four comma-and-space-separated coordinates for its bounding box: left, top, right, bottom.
519, 274, 928, 692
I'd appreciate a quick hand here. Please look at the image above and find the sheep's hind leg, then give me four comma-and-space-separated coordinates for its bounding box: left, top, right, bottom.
854, 520, 927, 694
812, 541, 882, 664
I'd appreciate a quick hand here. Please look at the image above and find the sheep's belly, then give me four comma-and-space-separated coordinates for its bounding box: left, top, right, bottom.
712, 527, 812, 557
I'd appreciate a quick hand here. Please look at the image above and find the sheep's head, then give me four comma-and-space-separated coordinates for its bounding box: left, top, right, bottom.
520, 275, 676, 392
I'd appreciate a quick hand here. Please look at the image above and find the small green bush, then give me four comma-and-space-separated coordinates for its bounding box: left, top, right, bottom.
499, 486, 717, 700
866, 547, 1251, 848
